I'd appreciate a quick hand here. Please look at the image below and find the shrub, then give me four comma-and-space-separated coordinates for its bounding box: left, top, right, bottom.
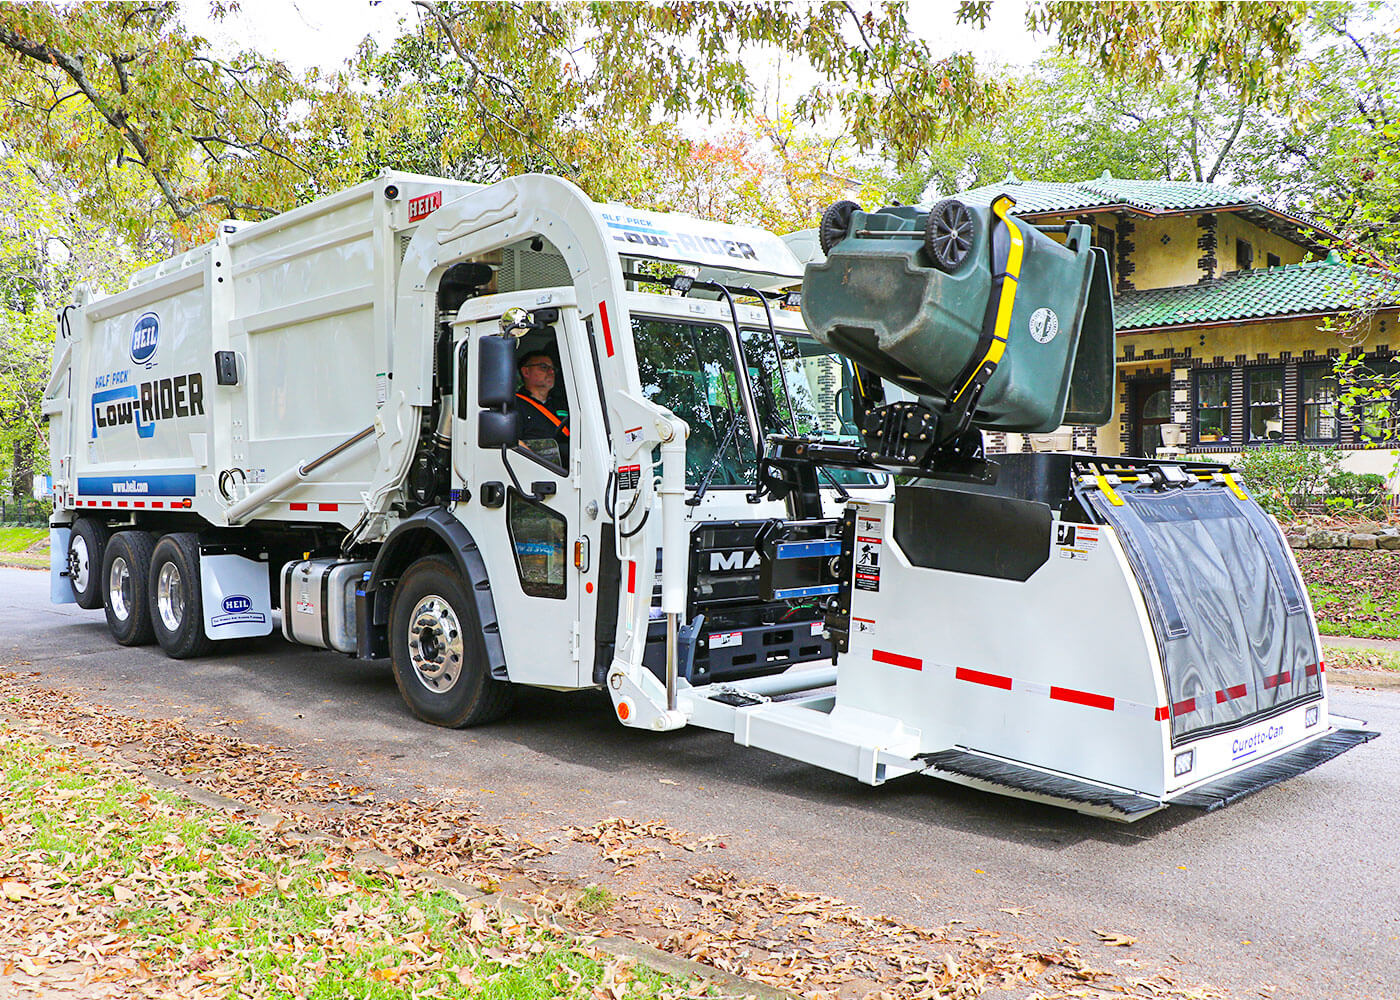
1234, 446, 1343, 520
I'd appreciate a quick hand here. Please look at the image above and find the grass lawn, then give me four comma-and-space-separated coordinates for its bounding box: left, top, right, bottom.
0, 526, 48, 569
0, 726, 703, 998
1295, 549, 1400, 639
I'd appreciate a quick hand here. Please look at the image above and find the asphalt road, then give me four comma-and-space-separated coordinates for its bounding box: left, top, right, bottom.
3, 566, 1397, 999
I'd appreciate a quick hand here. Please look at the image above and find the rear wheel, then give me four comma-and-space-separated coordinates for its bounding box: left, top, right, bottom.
69, 519, 109, 610
103, 530, 155, 646
149, 533, 214, 659
923, 197, 975, 272
389, 556, 513, 727
818, 200, 861, 255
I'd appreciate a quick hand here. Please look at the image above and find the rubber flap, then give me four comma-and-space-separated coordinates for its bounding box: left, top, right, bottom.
923, 749, 1162, 816
1170, 727, 1379, 811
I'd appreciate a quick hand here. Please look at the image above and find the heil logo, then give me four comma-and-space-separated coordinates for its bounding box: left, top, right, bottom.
131, 312, 159, 368
222, 595, 253, 614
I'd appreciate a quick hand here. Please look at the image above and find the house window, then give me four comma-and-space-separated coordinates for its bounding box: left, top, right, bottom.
1236, 239, 1254, 269
1194, 369, 1231, 445
1299, 362, 1339, 441
1349, 358, 1400, 444
1266, 252, 1281, 268
1246, 367, 1285, 443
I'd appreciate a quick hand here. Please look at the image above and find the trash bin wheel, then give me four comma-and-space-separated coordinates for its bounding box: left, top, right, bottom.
818, 200, 861, 255
923, 198, 975, 272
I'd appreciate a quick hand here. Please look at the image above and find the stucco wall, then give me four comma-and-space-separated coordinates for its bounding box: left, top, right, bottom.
1215, 213, 1311, 276
1121, 216, 1202, 289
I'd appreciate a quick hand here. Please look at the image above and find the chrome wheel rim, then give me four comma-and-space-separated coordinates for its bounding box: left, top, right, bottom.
108, 555, 132, 621
407, 595, 463, 693
69, 534, 90, 593
157, 562, 184, 633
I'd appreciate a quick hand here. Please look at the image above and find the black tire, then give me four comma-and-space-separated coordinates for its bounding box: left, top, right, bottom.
148, 533, 214, 659
102, 531, 155, 646
923, 197, 976, 272
68, 518, 109, 610
818, 199, 861, 255
389, 555, 514, 728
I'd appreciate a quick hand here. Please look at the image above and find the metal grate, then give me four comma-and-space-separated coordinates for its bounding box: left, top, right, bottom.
497, 246, 572, 293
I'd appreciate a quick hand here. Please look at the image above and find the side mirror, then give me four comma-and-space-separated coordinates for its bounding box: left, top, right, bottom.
478, 335, 516, 408
500, 306, 531, 336
478, 409, 519, 448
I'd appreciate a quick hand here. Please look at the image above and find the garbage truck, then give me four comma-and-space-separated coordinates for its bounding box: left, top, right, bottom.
42, 171, 1377, 820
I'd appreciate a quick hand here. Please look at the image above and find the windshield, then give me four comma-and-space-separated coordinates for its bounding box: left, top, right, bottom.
632, 314, 880, 487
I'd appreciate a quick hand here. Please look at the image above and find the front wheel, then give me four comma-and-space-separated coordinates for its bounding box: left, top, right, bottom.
69, 518, 109, 610
389, 556, 513, 728
149, 533, 214, 659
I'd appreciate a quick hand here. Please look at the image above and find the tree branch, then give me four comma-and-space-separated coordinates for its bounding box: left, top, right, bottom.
0, 24, 196, 219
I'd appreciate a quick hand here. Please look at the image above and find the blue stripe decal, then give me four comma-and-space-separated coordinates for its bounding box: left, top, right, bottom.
776, 540, 842, 559
772, 584, 839, 599
77, 475, 196, 497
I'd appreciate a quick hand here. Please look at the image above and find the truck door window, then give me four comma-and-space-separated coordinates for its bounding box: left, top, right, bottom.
632, 317, 756, 485
506, 489, 568, 599
512, 333, 570, 469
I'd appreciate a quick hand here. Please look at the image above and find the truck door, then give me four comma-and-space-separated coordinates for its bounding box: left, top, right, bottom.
456, 312, 583, 689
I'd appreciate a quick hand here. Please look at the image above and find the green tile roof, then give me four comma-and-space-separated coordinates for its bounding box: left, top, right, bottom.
1114, 256, 1400, 331
954, 173, 1333, 247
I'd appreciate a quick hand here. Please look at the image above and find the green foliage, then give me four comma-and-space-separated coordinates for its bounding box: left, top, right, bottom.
1235, 445, 1344, 519
1026, 1, 1307, 101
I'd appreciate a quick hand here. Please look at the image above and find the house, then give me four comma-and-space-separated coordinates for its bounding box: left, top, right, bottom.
956, 174, 1400, 477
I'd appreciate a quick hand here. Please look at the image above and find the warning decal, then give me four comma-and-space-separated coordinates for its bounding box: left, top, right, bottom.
617, 463, 641, 491
852, 616, 876, 637
1055, 522, 1096, 561
855, 567, 881, 592
856, 536, 880, 568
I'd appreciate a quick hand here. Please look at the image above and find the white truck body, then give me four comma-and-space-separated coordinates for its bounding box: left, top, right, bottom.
43, 172, 1375, 821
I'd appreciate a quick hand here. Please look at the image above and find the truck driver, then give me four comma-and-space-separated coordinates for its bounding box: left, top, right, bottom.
516, 350, 569, 465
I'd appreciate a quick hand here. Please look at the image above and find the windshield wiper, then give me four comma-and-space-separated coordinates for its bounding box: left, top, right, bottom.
686, 409, 747, 507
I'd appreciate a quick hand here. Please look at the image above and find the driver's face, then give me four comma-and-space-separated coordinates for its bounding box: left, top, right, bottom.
521, 357, 556, 397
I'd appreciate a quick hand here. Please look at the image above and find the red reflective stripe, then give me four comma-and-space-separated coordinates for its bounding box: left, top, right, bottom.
1154, 706, 1170, 721
1304, 663, 1320, 677
318, 503, 338, 512
1263, 671, 1292, 690
133, 501, 145, 508
289, 503, 308, 511
626, 559, 636, 594
1173, 697, 1197, 715
874, 649, 923, 672
151, 501, 164, 509
1051, 686, 1115, 711
1215, 683, 1248, 704
101, 501, 112, 507
599, 300, 615, 357
954, 666, 1010, 689
1320, 661, 1326, 673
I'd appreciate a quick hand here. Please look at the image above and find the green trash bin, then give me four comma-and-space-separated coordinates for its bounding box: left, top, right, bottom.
801, 195, 1114, 434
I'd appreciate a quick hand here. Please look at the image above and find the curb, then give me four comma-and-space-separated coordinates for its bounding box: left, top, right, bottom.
1, 714, 795, 1000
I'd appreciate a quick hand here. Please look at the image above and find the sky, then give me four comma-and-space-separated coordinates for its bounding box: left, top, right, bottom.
182, 0, 1045, 78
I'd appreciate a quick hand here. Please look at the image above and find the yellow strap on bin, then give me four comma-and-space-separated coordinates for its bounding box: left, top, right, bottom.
952, 195, 1024, 403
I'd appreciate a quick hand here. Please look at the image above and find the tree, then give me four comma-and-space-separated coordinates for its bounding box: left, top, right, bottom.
352, 1, 1006, 200
0, 2, 366, 243
891, 56, 1274, 202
